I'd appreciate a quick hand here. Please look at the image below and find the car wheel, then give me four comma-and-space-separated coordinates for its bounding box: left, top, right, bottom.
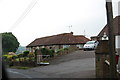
84, 49, 86, 51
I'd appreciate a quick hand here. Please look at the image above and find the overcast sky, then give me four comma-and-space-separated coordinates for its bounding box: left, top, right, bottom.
0, 0, 119, 46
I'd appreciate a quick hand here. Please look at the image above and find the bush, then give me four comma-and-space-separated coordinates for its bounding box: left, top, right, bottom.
17, 53, 23, 58
12, 55, 18, 59
56, 48, 64, 53
2, 55, 8, 60
23, 51, 29, 57
27, 53, 35, 61
7, 55, 13, 60
28, 53, 35, 57
64, 48, 69, 50
49, 49, 54, 57
9, 61, 13, 67
41, 48, 48, 55
40, 48, 54, 57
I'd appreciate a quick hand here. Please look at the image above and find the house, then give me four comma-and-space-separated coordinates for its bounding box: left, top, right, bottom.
91, 36, 100, 41
91, 16, 120, 55
74, 35, 90, 49
26, 32, 90, 52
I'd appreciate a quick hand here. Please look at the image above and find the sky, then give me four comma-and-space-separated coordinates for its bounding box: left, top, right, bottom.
0, 0, 119, 46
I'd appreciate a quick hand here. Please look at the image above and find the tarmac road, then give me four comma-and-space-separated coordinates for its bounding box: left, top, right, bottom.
6, 50, 96, 78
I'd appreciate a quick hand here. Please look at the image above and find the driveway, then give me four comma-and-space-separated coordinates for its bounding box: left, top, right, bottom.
7, 50, 96, 78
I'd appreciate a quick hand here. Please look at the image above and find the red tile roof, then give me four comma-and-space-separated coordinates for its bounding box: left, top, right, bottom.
98, 16, 120, 37
27, 33, 90, 47
74, 35, 90, 44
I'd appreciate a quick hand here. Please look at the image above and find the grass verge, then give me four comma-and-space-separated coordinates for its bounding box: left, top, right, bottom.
10, 66, 31, 70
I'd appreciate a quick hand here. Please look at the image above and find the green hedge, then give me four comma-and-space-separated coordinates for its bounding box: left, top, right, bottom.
23, 51, 29, 57
12, 55, 18, 59
40, 48, 54, 57
18, 53, 23, 58
2, 55, 8, 60
56, 48, 64, 53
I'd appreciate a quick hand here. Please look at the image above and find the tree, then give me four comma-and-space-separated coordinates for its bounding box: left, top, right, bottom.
1, 32, 19, 54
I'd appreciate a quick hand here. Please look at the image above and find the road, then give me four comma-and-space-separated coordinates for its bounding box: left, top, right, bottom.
6, 50, 96, 78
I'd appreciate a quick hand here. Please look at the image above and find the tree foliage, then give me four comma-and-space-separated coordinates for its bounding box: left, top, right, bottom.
2, 32, 19, 54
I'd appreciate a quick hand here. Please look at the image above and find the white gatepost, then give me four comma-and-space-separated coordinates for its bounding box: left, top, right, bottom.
37, 55, 42, 64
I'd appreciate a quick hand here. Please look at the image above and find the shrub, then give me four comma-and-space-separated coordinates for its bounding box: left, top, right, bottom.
2, 55, 8, 60
12, 55, 18, 59
23, 51, 29, 57
28, 53, 35, 57
64, 48, 69, 50
49, 49, 54, 57
40, 48, 54, 57
7, 55, 13, 60
56, 48, 64, 53
9, 61, 13, 67
17, 53, 23, 58
7, 55, 12, 59
27, 53, 35, 61
41, 48, 48, 55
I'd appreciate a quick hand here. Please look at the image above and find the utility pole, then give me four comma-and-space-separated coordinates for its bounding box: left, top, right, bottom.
0, 34, 2, 79
106, 0, 117, 78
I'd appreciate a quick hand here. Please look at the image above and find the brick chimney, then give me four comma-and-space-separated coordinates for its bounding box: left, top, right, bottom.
70, 32, 73, 34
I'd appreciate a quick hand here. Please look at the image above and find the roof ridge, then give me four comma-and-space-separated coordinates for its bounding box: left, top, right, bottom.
36, 33, 71, 40
74, 35, 84, 37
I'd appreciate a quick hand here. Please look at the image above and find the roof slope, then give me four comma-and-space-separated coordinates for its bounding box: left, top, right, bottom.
98, 16, 120, 37
27, 33, 90, 47
74, 35, 90, 44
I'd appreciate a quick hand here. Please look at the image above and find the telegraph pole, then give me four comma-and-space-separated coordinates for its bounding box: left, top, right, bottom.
0, 34, 2, 79
106, 0, 117, 78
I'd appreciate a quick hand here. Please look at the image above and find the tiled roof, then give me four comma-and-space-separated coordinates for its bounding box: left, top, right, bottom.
98, 16, 120, 37
27, 33, 90, 47
74, 35, 90, 44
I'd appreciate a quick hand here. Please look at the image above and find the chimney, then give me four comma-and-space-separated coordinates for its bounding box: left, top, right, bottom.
70, 32, 73, 34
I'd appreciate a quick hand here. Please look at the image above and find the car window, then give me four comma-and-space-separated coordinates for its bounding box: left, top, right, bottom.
86, 41, 95, 44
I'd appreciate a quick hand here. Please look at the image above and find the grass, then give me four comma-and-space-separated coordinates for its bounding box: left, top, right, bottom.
10, 66, 31, 70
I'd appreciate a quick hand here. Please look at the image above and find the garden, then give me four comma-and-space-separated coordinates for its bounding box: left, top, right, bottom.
2, 47, 70, 68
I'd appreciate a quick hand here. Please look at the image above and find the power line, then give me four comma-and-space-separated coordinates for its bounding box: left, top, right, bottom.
8, 0, 39, 31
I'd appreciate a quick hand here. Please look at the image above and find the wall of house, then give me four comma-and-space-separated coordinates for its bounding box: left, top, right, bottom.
63, 45, 70, 48
27, 47, 38, 53
76, 44, 84, 49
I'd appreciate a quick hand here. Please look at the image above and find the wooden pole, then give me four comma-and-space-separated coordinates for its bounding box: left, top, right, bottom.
106, 0, 117, 78
0, 34, 2, 79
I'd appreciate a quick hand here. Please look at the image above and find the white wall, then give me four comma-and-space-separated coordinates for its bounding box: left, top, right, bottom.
76, 44, 84, 49
116, 35, 120, 48
63, 45, 70, 49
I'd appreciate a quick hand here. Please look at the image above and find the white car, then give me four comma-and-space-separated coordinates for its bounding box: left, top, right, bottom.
83, 41, 99, 51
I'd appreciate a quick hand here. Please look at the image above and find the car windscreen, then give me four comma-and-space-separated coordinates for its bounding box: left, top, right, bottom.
86, 41, 95, 44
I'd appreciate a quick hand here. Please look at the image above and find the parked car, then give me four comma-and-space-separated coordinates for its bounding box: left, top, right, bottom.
83, 41, 99, 51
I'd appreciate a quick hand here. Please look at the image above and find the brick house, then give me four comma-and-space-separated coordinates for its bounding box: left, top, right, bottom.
26, 32, 90, 52
91, 16, 120, 55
